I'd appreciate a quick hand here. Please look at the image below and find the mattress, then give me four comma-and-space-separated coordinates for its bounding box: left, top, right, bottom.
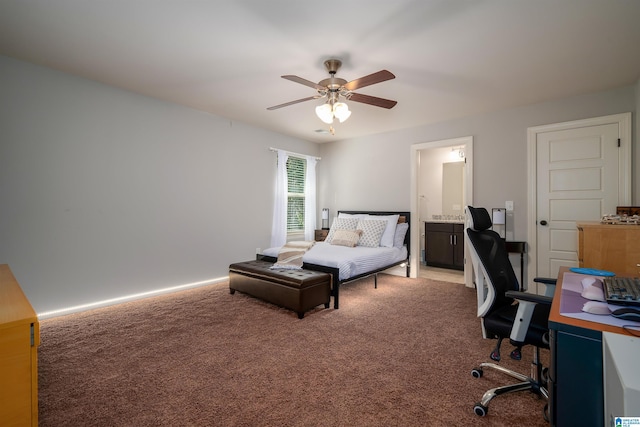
262, 242, 408, 281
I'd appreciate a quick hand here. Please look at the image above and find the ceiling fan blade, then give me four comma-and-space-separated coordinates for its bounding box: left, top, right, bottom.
267, 96, 317, 110
348, 92, 397, 109
343, 70, 395, 91
281, 75, 325, 91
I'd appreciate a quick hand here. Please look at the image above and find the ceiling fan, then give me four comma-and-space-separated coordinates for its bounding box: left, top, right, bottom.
267, 59, 397, 125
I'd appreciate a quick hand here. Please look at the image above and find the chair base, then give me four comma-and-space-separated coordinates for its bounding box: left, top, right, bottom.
471, 347, 549, 420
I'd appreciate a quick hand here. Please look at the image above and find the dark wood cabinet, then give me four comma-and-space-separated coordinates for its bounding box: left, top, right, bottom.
314, 229, 328, 242
424, 222, 464, 270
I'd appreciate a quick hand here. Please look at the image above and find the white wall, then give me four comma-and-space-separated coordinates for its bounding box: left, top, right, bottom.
1, 53, 636, 315
318, 84, 638, 242
0, 55, 318, 314
636, 78, 640, 190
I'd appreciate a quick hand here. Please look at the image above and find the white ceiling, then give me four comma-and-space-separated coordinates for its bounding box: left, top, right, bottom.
1, 0, 639, 143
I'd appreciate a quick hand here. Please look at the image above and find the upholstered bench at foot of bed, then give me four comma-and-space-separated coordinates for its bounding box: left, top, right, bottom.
229, 260, 331, 319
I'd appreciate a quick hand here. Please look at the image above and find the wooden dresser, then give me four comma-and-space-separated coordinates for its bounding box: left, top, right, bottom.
577, 222, 640, 276
0, 264, 39, 426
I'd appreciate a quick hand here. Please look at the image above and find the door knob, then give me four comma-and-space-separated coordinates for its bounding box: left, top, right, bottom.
540, 220, 548, 226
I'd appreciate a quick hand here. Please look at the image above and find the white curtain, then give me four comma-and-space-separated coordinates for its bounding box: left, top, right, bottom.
270, 150, 289, 248
304, 156, 317, 241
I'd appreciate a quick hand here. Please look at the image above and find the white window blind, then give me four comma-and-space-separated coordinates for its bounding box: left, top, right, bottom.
286, 156, 306, 232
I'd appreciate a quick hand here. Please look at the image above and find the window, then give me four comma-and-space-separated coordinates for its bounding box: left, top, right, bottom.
270, 149, 317, 248
286, 156, 306, 232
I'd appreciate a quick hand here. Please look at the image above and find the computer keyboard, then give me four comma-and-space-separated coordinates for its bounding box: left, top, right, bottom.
603, 277, 640, 307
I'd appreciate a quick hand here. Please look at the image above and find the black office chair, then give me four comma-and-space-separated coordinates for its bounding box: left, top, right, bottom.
465, 206, 555, 420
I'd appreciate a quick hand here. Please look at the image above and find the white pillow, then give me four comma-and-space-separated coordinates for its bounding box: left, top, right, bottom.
339, 213, 400, 247
325, 217, 359, 243
338, 212, 368, 220
330, 229, 362, 247
369, 214, 400, 247
393, 222, 409, 248
356, 219, 387, 247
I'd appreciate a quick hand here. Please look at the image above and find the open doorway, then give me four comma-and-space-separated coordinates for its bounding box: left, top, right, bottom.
410, 136, 474, 287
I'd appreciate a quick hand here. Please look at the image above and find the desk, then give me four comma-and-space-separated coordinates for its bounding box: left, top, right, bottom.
505, 241, 526, 288
548, 267, 633, 427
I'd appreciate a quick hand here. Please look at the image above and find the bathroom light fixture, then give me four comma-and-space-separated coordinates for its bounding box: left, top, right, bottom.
450, 146, 465, 159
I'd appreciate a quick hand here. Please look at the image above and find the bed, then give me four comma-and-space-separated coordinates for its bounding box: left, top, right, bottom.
259, 210, 411, 309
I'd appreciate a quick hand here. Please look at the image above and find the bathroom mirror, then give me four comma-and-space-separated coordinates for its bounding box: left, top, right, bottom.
442, 161, 464, 216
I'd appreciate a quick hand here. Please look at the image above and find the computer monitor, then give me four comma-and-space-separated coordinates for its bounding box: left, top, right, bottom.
603, 332, 640, 425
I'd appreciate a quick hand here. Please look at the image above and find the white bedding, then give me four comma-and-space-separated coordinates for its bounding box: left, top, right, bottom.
262, 242, 408, 281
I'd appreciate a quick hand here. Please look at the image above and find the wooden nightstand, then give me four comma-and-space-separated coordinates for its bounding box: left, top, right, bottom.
315, 229, 329, 242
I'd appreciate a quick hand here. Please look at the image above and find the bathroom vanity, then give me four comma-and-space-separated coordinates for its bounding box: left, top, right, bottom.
424, 221, 465, 270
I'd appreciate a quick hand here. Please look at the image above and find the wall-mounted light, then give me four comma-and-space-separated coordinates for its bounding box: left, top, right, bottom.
450, 146, 465, 161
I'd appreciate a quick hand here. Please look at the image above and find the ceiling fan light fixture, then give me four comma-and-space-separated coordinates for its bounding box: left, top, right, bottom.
315, 103, 334, 124
333, 102, 351, 123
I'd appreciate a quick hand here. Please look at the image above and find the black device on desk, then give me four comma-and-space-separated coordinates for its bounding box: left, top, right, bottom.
603, 277, 640, 307
611, 307, 640, 322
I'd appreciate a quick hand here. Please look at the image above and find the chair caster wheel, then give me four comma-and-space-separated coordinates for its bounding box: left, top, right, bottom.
474, 403, 488, 416
542, 367, 549, 382
543, 403, 549, 422
471, 368, 483, 378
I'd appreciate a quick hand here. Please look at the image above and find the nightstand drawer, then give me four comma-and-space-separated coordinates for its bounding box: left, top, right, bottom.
315, 229, 328, 242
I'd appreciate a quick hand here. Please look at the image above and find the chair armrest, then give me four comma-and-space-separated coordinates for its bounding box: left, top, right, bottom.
533, 277, 557, 285
505, 290, 553, 306
533, 277, 557, 297
505, 291, 552, 343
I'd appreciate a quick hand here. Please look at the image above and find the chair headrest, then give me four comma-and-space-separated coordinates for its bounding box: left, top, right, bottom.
466, 206, 492, 231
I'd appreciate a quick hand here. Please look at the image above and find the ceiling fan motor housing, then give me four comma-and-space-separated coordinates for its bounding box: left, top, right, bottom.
320, 59, 348, 92
324, 59, 342, 75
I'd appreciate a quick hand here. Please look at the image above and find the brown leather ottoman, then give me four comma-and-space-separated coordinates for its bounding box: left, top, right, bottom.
229, 260, 331, 319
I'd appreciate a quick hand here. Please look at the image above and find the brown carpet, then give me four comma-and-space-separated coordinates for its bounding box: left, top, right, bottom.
38, 274, 550, 426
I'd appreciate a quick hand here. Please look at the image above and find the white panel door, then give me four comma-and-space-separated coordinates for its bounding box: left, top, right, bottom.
536, 123, 621, 278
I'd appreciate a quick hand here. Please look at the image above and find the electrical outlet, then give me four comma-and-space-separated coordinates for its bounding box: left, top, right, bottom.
256, 248, 261, 254
505, 201, 514, 211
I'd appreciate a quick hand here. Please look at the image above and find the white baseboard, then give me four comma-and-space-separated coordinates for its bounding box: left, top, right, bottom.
37, 276, 229, 320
